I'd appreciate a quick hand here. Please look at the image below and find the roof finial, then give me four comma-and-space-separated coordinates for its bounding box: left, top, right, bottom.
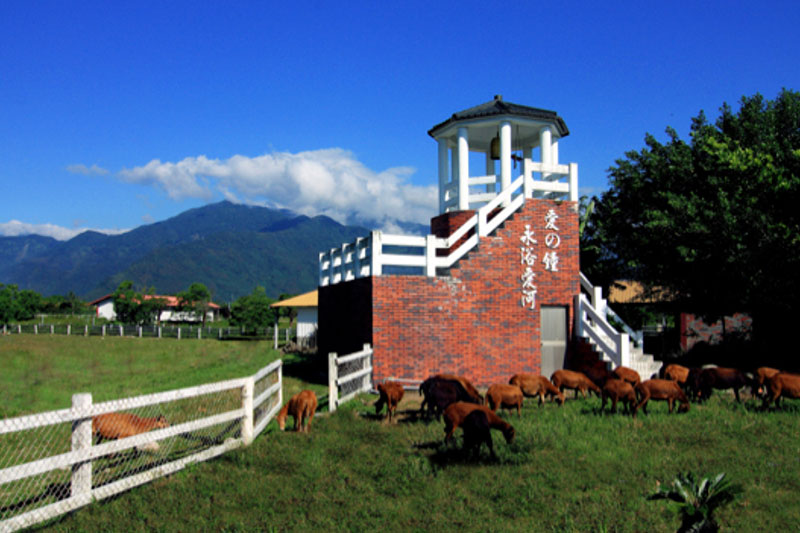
494, 94, 503, 101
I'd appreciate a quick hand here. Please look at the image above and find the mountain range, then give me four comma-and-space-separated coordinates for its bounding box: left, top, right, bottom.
0, 202, 426, 302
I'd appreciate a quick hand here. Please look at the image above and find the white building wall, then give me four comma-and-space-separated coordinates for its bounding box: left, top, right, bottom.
296, 308, 318, 341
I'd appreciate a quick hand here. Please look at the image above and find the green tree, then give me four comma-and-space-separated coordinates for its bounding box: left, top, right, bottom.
584, 89, 800, 350
177, 282, 213, 327
112, 281, 165, 325
0, 284, 21, 323
230, 286, 276, 333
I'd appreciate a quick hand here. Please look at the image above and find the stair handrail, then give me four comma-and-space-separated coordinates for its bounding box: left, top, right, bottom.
574, 293, 630, 368
578, 272, 643, 346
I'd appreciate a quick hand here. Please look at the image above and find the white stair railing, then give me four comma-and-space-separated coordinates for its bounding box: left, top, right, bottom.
574, 293, 630, 368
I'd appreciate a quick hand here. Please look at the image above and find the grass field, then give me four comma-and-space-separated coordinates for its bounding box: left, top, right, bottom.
2, 336, 799, 532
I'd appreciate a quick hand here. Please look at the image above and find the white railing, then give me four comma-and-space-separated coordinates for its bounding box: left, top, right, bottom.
328, 344, 373, 412
579, 273, 643, 346
574, 293, 630, 368
320, 175, 535, 286
0, 360, 282, 532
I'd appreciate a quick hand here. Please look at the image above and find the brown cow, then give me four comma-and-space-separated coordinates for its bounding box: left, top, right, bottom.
93, 413, 169, 442
486, 384, 523, 416
419, 376, 481, 419
375, 381, 405, 422
551, 369, 602, 399
509, 373, 565, 406
276, 390, 317, 432
613, 366, 641, 387
755, 367, 781, 391
635, 379, 690, 415
461, 410, 496, 459
581, 363, 615, 388
434, 374, 484, 404
763, 373, 800, 409
663, 363, 690, 385
600, 379, 637, 415
443, 402, 515, 445
693, 366, 751, 402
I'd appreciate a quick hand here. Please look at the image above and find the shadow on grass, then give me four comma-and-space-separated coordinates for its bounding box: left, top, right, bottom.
281, 352, 327, 386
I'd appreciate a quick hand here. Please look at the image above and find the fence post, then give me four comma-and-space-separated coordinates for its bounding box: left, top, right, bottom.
241, 377, 254, 445
218, 328, 222, 340
84, 325, 88, 337
158, 327, 162, 338
285, 329, 289, 344
328, 352, 338, 413
274, 325, 278, 350
67, 324, 71, 336
178, 327, 181, 340
197, 328, 201, 339
18, 324, 22, 334
363, 343, 373, 393
34, 324, 38, 335
50, 325, 54, 335
119, 325, 123, 337
71, 393, 93, 501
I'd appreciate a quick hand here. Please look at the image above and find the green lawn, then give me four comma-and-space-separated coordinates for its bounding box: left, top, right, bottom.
2, 336, 799, 531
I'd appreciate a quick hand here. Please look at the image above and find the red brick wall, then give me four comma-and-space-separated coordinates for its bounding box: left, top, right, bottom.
319, 198, 580, 387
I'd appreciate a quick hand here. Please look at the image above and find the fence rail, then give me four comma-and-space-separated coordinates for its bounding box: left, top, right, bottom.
0, 359, 282, 532
328, 344, 373, 412
0, 323, 294, 344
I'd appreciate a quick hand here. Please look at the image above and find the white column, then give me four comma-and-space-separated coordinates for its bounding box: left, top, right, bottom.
523, 146, 533, 199
500, 121, 512, 202
457, 127, 469, 210
370, 231, 382, 276
540, 126, 552, 180
438, 138, 449, 213
552, 137, 559, 165
485, 151, 495, 193
569, 163, 579, 202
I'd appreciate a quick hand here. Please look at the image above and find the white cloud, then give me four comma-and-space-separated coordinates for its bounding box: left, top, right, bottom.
66, 163, 109, 176
0, 220, 129, 241
118, 149, 438, 227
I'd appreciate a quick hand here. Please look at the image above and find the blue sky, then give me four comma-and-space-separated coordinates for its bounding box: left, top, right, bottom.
1, 1, 798, 240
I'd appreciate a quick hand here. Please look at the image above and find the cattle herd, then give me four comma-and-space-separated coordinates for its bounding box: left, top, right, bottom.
276, 364, 800, 458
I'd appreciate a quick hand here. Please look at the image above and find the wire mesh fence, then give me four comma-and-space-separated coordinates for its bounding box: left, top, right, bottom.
1, 324, 294, 344
0, 359, 282, 532
328, 344, 373, 412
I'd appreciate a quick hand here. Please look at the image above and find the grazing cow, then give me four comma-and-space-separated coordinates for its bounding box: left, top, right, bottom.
93, 413, 169, 442
613, 366, 641, 387
755, 367, 781, 396
276, 390, 317, 432
420, 376, 481, 419
551, 369, 602, 399
509, 373, 565, 406
434, 374, 483, 404
663, 363, 690, 385
581, 364, 615, 388
92, 412, 169, 452
443, 402, 515, 446
763, 373, 800, 409
600, 379, 637, 415
634, 379, 690, 415
693, 367, 751, 402
461, 410, 496, 459
486, 384, 523, 417
375, 381, 405, 422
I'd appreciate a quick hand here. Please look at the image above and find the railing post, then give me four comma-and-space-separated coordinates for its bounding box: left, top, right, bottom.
71, 393, 93, 501
370, 231, 382, 277
619, 332, 630, 368
569, 163, 579, 203
425, 235, 436, 277
241, 377, 254, 446
328, 352, 338, 413
574, 294, 583, 338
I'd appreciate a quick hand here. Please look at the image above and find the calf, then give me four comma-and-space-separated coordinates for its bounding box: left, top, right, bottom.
551, 369, 602, 399
509, 373, 565, 406
634, 379, 690, 415
763, 373, 800, 409
92, 412, 169, 452
443, 402, 515, 446
693, 366, 751, 402
375, 381, 405, 422
276, 390, 317, 432
486, 384, 523, 417
600, 379, 637, 415
613, 366, 641, 387
461, 410, 496, 459
420, 376, 481, 419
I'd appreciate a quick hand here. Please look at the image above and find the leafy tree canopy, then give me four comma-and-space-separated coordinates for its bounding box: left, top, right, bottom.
583, 89, 800, 345
177, 282, 213, 326
230, 286, 276, 332
111, 280, 166, 325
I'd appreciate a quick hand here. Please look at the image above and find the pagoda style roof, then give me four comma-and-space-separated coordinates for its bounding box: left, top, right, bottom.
428, 95, 569, 138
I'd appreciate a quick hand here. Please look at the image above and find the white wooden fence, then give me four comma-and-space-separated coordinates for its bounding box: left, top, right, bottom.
328, 344, 373, 412
1, 324, 293, 343
0, 359, 283, 532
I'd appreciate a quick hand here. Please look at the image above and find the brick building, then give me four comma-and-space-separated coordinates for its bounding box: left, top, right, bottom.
318, 96, 659, 386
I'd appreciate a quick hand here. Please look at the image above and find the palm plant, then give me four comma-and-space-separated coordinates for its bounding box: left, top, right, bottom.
648, 472, 741, 532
